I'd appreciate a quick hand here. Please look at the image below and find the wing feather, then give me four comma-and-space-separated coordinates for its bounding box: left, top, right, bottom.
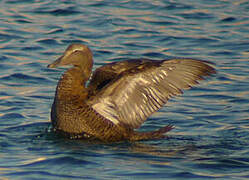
88, 59, 215, 128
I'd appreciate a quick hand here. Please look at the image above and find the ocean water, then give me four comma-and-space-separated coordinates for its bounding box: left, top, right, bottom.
0, 0, 249, 179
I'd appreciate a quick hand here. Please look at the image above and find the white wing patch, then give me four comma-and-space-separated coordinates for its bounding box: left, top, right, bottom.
92, 75, 151, 125
92, 97, 119, 125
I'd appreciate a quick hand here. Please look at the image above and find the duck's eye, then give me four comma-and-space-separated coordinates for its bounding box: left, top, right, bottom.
72, 49, 79, 53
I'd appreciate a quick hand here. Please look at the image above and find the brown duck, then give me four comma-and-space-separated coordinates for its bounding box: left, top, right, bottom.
48, 44, 215, 142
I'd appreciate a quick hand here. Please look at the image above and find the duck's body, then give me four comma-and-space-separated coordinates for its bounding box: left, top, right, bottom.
48, 44, 215, 142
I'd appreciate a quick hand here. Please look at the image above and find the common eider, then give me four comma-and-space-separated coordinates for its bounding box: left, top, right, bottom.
48, 43, 215, 142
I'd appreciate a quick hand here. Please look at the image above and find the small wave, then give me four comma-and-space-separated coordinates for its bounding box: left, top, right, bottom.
179, 12, 214, 20
220, 17, 237, 23
0, 73, 49, 85
0, 113, 25, 120
36, 39, 59, 46
32, 7, 80, 16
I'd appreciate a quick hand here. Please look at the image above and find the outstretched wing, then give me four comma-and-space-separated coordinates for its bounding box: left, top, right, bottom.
87, 59, 215, 129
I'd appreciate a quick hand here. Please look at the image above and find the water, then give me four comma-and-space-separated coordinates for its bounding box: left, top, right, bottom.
0, 0, 249, 179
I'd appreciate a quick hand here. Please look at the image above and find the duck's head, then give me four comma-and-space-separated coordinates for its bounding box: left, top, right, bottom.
48, 43, 93, 70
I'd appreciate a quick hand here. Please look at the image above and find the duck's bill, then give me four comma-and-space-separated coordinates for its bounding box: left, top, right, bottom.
47, 56, 64, 68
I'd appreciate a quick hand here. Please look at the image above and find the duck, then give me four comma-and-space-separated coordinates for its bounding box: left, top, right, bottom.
47, 43, 215, 142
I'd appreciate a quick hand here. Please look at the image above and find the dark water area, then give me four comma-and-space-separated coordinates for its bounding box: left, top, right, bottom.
0, 0, 249, 179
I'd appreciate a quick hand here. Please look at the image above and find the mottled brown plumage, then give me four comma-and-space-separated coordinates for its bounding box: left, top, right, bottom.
48, 43, 216, 142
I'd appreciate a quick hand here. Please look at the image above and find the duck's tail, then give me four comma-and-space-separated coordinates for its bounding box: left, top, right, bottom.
129, 125, 174, 141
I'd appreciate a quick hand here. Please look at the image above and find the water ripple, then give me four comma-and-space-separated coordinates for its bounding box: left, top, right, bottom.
0, 0, 248, 179
0, 73, 49, 85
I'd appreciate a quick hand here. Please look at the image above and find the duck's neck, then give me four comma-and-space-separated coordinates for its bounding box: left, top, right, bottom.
55, 67, 90, 102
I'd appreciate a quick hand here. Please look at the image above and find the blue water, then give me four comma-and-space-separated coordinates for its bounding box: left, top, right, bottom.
0, 0, 249, 179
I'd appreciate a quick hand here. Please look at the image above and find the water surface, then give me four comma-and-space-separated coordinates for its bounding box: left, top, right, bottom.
0, 0, 249, 179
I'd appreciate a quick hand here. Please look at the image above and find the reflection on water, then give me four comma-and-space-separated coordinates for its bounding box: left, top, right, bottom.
0, 0, 249, 179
